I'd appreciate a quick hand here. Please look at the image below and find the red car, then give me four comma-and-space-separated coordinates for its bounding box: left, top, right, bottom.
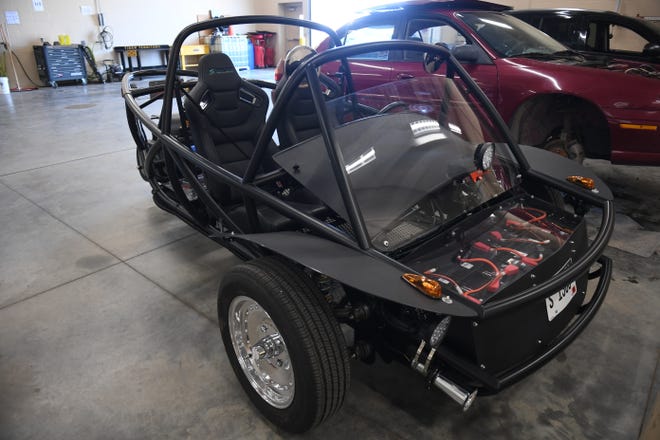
313, 0, 660, 165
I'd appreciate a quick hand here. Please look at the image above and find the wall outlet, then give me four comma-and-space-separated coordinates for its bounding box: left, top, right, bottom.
80, 5, 93, 16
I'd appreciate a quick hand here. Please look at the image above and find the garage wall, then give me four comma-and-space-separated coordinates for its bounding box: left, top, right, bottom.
0, 0, 254, 89
1, 0, 658, 89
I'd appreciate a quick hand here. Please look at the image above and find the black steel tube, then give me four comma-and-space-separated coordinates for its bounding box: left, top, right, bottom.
171, 155, 245, 234
124, 34, 614, 318
124, 73, 361, 250
432, 255, 612, 391
159, 16, 343, 136
497, 255, 612, 387
294, 40, 531, 171
306, 65, 371, 250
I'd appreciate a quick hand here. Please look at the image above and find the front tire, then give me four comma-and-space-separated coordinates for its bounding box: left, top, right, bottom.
218, 257, 350, 433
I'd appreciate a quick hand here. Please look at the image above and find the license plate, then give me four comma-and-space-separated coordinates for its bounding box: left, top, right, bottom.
545, 281, 578, 321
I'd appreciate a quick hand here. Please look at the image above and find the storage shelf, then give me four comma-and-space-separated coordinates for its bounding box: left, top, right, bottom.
180, 44, 210, 71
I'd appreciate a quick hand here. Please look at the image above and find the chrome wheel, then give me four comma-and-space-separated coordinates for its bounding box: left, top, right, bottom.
219, 257, 350, 432
227, 295, 295, 408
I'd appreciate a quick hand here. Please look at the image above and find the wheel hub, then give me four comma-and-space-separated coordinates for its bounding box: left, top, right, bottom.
540, 133, 585, 164
228, 296, 295, 408
250, 334, 285, 360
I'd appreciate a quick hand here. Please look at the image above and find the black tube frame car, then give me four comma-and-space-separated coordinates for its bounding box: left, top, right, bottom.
122, 15, 614, 434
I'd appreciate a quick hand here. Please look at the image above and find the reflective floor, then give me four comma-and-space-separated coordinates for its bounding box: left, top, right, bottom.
0, 80, 658, 439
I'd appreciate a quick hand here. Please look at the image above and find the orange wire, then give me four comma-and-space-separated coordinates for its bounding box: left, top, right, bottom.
521, 207, 547, 223
457, 257, 501, 297
505, 237, 550, 245
494, 247, 543, 263
425, 270, 483, 303
424, 270, 462, 293
523, 207, 574, 235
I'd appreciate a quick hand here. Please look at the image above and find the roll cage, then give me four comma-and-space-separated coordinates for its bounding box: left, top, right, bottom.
122, 15, 614, 325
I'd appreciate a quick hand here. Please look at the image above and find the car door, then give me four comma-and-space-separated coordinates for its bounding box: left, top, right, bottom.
578, 15, 657, 64
323, 16, 401, 90
392, 17, 499, 106
536, 14, 590, 50
596, 18, 654, 62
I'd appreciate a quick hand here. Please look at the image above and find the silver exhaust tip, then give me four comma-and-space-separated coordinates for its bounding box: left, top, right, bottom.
432, 373, 478, 411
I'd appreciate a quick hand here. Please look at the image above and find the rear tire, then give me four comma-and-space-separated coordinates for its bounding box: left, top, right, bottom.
218, 257, 350, 433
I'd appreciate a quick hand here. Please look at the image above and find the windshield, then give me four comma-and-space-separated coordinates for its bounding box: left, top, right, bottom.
273, 76, 520, 251
457, 11, 567, 58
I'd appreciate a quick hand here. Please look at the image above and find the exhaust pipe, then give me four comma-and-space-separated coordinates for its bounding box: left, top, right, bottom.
432, 373, 478, 411
410, 338, 478, 411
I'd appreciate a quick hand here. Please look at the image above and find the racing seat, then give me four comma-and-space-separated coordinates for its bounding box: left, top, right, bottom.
185, 52, 327, 232
273, 46, 340, 148
275, 82, 319, 147
184, 52, 272, 205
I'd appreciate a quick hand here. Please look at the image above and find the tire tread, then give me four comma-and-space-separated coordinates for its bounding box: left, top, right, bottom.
219, 256, 350, 432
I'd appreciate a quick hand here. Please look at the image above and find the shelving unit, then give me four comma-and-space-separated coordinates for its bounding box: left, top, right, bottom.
180, 44, 210, 70
211, 36, 250, 71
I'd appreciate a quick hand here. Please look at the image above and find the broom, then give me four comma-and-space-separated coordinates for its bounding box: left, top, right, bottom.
0, 23, 38, 92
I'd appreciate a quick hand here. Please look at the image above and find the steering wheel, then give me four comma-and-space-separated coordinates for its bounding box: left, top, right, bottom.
423, 42, 451, 73
378, 101, 408, 114
319, 72, 342, 99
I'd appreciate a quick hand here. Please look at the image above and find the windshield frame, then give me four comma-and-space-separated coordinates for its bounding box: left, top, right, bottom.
457, 11, 568, 58
268, 41, 527, 252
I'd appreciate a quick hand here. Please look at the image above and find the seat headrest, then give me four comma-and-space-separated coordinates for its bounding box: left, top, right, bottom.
198, 52, 241, 91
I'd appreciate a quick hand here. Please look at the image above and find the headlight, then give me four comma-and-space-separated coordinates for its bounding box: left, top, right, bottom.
474, 142, 495, 170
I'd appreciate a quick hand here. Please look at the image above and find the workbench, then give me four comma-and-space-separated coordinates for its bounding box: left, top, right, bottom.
114, 45, 170, 72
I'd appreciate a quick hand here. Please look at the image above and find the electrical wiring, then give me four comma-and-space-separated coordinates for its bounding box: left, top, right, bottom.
424, 269, 484, 304
419, 203, 571, 304
424, 236, 542, 303
424, 270, 463, 294
518, 206, 547, 223
456, 256, 501, 298
99, 26, 113, 49
493, 246, 542, 266
505, 205, 574, 239
519, 206, 574, 235
9, 49, 45, 87
489, 230, 550, 245
472, 239, 543, 265
1, 24, 41, 90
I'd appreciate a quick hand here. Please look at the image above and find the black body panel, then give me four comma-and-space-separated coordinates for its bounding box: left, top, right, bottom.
233, 231, 478, 317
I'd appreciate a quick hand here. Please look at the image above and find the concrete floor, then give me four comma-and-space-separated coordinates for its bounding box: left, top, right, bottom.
1, 79, 658, 440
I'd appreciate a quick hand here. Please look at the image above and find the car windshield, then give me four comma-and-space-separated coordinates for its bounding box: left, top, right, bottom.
457, 11, 567, 57
273, 76, 521, 251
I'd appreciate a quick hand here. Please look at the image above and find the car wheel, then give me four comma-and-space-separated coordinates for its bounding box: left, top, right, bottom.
126, 104, 150, 181
218, 256, 350, 433
539, 133, 586, 164
510, 95, 606, 164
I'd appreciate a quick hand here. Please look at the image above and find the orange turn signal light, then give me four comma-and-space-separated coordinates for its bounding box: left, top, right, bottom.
566, 175, 595, 190
619, 123, 657, 131
402, 273, 443, 299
